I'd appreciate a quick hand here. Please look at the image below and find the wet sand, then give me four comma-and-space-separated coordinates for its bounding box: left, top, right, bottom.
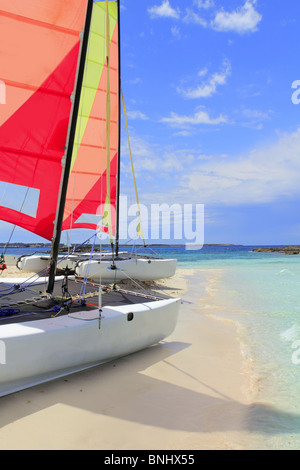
0, 262, 254, 450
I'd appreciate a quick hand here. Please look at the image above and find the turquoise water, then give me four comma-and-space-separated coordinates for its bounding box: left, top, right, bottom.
213, 258, 300, 450
144, 245, 300, 449
3, 244, 300, 449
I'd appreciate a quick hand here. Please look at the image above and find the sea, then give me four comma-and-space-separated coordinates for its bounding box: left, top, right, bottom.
160, 244, 300, 450
3, 244, 300, 449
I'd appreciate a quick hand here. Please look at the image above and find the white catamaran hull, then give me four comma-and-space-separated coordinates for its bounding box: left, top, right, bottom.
16, 255, 177, 282
16, 254, 80, 273
75, 258, 177, 282
16, 255, 51, 273
16, 253, 121, 272
0, 298, 180, 397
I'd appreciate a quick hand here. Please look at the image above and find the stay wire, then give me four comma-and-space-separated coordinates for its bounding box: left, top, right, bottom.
2, 187, 30, 257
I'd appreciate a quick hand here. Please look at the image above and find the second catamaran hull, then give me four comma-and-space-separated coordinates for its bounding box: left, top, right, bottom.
16, 255, 178, 281
75, 258, 177, 281
0, 297, 180, 397
16, 254, 86, 273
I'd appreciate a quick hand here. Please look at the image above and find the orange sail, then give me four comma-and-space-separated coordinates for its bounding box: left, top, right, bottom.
62, 0, 119, 237
0, 0, 88, 240
0, 0, 119, 240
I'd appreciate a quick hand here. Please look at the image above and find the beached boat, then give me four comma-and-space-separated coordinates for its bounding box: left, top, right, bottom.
0, 276, 180, 397
16, 250, 117, 274
16, 251, 178, 282
0, 0, 180, 397
75, 253, 178, 281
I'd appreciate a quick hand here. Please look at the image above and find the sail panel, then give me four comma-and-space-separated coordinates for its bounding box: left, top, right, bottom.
0, 1, 87, 126
0, 0, 88, 239
63, 0, 119, 235
0, 0, 88, 31
0, 0, 119, 240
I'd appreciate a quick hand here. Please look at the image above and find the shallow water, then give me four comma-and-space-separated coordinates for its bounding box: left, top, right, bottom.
173, 247, 300, 450
207, 262, 300, 449
141, 245, 300, 450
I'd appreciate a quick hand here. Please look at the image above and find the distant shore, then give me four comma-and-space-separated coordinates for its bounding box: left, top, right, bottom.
0, 243, 243, 248
253, 246, 300, 255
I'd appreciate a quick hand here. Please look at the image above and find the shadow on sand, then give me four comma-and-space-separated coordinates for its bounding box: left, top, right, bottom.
0, 340, 299, 438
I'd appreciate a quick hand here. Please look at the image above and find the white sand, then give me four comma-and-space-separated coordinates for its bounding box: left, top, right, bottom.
0, 266, 254, 450
0, 255, 34, 278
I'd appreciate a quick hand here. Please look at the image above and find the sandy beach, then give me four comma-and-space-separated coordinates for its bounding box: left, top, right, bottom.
0, 259, 255, 450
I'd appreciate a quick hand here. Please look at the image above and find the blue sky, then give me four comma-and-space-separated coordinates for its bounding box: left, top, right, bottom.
1, 0, 300, 246
118, 0, 300, 245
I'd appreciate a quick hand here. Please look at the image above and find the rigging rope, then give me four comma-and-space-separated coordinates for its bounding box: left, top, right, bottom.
78, 233, 97, 302
1, 187, 30, 258
0, 233, 98, 297
121, 91, 145, 246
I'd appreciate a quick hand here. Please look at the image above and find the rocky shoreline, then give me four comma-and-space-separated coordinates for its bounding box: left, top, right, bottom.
253, 246, 300, 255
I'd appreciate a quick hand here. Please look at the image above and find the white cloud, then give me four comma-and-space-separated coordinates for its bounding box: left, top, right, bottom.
242, 108, 271, 120
121, 128, 300, 211
198, 67, 208, 77
171, 25, 181, 38
121, 138, 195, 176
212, 1, 262, 34
126, 110, 149, 120
177, 59, 231, 99
238, 108, 273, 129
120, 135, 156, 177
161, 108, 228, 127
148, 0, 180, 19
129, 77, 142, 85
183, 8, 207, 26
174, 130, 192, 137
194, 0, 215, 9
181, 128, 300, 205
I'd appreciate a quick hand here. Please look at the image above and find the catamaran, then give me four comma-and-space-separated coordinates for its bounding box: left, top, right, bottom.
0, 0, 180, 397
16, 249, 178, 282
14, 1, 177, 282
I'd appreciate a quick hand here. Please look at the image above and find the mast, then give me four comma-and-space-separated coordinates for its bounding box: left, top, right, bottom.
115, 0, 121, 258
47, 0, 94, 295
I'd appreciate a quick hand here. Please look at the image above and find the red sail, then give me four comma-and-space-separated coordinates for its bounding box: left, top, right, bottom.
0, 0, 88, 240
62, 1, 119, 237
